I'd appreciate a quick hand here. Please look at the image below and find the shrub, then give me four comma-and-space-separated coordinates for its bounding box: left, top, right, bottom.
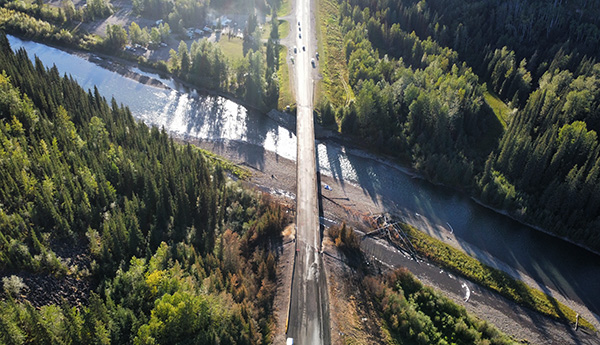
2, 275, 27, 297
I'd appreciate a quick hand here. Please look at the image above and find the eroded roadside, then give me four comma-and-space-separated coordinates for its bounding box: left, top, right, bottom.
189, 137, 600, 344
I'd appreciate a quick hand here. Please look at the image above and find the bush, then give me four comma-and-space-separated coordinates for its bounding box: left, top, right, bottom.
328, 222, 360, 252
365, 268, 517, 344
2, 275, 27, 297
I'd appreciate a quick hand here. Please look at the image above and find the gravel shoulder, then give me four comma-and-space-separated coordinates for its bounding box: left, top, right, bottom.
191, 137, 600, 344
24, 2, 599, 339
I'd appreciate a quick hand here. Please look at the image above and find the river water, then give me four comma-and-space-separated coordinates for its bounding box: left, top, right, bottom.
7, 35, 600, 319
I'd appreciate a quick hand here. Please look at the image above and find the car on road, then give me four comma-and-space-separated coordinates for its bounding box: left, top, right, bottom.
311, 58, 315, 67
299, 33, 301, 38
299, 27, 301, 31
298, 21, 300, 26
294, 46, 297, 53
302, 46, 305, 51
316, 52, 319, 60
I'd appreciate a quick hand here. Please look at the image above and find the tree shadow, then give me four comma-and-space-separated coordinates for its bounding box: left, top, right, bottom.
312, 134, 600, 330
149, 84, 278, 172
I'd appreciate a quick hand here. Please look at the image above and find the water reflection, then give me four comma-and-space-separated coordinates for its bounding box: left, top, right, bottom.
8, 35, 600, 320
315, 139, 600, 318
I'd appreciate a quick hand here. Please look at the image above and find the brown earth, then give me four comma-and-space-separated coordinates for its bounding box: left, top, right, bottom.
191, 138, 600, 345
18, 3, 600, 339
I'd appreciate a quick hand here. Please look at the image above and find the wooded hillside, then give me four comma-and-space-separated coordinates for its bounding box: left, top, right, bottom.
319, 0, 600, 251
0, 33, 288, 344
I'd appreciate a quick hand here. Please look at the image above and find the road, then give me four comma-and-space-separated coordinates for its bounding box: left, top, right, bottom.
286, 0, 330, 342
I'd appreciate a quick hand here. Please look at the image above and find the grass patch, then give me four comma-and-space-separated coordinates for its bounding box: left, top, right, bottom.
261, 19, 290, 40
277, 45, 293, 109
398, 222, 597, 332
316, 0, 353, 108
193, 146, 250, 179
277, 0, 292, 17
278, 20, 290, 39
216, 36, 244, 61
484, 90, 511, 128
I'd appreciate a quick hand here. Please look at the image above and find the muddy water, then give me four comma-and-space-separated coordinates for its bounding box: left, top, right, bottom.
8, 35, 600, 319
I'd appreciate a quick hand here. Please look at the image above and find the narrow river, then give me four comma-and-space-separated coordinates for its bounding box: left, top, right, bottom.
8, 35, 600, 320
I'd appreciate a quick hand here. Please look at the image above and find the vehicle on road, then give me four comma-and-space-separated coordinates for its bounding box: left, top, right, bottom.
302, 46, 305, 51
287, 338, 294, 345
294, 46, 297, 53
311, 58, 315, 67
298, 21, 300, 26
316, 52, 319, 60
299, 33, 302, 38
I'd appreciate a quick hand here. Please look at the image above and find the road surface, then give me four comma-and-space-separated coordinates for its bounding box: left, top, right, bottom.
287, 0, 330, 343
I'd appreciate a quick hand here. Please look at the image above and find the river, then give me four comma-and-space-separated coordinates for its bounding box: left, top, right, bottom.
7, 35, 600, 321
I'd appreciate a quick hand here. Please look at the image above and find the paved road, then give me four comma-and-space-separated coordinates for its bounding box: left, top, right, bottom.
287, 0, 330, 343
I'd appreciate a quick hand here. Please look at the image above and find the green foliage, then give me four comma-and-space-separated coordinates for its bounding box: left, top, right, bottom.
484, 47, 531, 107
167, 37, 280, 109
321, 0, 600, 252
133, 0, 209, 30
316, 0, 352, 108
479, 67, 600, 250
365, 268, 517, 345
318, 0, 503, 189
0, 8, 76, 46
0, 32, 289, 344
83, 0, 113, 21
2, 275, 26, 297
243, 13, 260, 57
398, 222, 597, 331
129, 21, 150, 46
105, 24, 127, 50
0, 0, 280, 110
3, 0, 66, 24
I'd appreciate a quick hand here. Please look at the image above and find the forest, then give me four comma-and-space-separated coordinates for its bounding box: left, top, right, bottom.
318, 0, 600, 252
0, 33, 289, 343
326, 223, 520, 343
364, 268, 516, 345
0, 0, 284, 110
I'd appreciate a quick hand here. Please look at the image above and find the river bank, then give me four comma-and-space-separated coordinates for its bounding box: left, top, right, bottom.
8, 33, 600, 342
191, 137, 600, 343
50, 34, 600, 329
17, 30, 600, 260
315, 121, 600, 259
